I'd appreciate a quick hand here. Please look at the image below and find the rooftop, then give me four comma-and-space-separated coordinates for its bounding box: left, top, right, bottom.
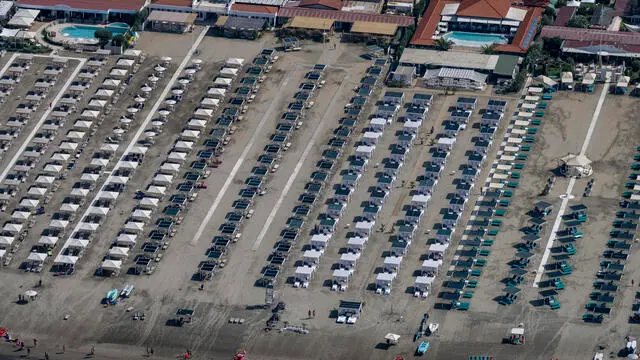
457, 0, 511, 19
17, 0, 146, 12
400, 48, 500, 71
150, 0, 193, 7
425, 67, 488, 83
554, 6, 576, 27
230, 3, 279, 13
540, 25, 640, 55
148, 10, 197, 23
278, 6, 415, 26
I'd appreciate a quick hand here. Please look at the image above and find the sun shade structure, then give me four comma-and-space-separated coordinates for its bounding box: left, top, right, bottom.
351, 21, 397, 35
286, 16, 334, 30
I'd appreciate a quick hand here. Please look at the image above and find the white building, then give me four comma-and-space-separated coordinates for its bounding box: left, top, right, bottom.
424, 68, 487, 91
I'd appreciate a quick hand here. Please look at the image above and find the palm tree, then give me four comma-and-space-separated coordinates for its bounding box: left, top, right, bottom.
434, 37, 454, 51
481, 44, 495, 54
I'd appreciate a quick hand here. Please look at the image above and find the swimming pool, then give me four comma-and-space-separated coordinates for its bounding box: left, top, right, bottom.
61, 23, 129, 39
443, 32, 508, 47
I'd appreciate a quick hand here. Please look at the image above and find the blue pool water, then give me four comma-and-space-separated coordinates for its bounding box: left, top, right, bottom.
62, 23, 129, 39
443, 31, 508, 47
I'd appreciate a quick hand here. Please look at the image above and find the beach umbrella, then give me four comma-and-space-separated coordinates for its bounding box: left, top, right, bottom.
158, 110, 171, 117
113, 128, 125, 135
151, 120, 164, 127
192, 59, 202, 64
144, 130, 157, 138
172, 89, 184, 95
161, 56, 172, 62
148, 75, 159, 82
135, 96, 146, 103
165, 99, 176, 105
24, 290, 37, 297
140, 86, 152, 93
154, 65, 166, 72
184, 69, 196, 75
127, 107, 139, 114
120, 117, 132, 124
178, 79, 190, 85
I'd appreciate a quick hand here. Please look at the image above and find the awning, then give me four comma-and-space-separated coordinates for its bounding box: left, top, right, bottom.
351, 21, 397, 36
286, 16, 334, 31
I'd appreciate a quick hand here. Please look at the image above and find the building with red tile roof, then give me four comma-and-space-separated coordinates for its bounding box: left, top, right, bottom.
150, 0, 195, 12
540, 25, 640, 57
298, 0, 343, 10
410, 0, 542, 54
17, 0, 146, 13
277, 6, 415, 26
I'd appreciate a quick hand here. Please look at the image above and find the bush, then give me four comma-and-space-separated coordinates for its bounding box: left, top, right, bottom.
632, 59, 640, 72
568, 15, 590, 28
94, 29, 112, 47
112, 34, 126, 47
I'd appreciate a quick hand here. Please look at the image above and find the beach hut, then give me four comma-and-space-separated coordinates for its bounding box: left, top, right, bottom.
384, 256, 402, 273
375, 272, 396, 294
332, 269, 351, 291
225, 58, 245, 68
213, 77, 232, 88
427, 243, 447, 260
421, 258, 442, 275
109, 68, 128, 78
310, 233, 330, 249
100, 259, 122, 274
346, 236, 367, 253
116, 58, 135, 68
369, 117, 387, 131
414, 276, 435, 296
339, 253, 358, 269
116, 233, 137, 247
200, 97, 219, 108
27, 252, 47, 265
560, 72, 574, 90
614, 75, 630, 95
578, 73, 596, 92
219, 67, 239, 78
193, 108, 213, 119
303, 249, 323, 265
38, 236, 58, 247
207, 87, 226, 98
355, 220, 374, 236
54, 254, 78, 266
0, 235, 15, 247
108, 246, 130, 259
294, 266, 315, 287
102, 78, 121, 89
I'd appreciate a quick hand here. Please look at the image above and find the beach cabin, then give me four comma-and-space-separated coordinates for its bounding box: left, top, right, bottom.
456, 97, 477, 110
334, 185, 353, 202
412, 194, 431, 208
579, 73, 596, 92
437, 137, 456, 151
487, 99, 507, 113
383, 91, 404, 105
396, 132, 415, 147
375, 272, 396, 294
310, 233, 331, 249
468, 152, 486, 169
427, 243, 447, 260
370, 187, 389, 206
339, 252, 359, 270
422, 258, 442, 276
449, 195, 467, 213
398, 223, 416, 241
362, 204, 380, 221
355, 220, 374, 237
332, 269, 352, 291
432, 149, 449, 166
383, 159, 402, 176
614, 75, 630, 95
474, 139, 491, 154
406, 105, 428, 121
370, 117, 387, 131
341, 171, 361, 187
349, 156, 368, 173
384, 256, 403, 273
303, 249, 323, 265
355, 145, 375, 159
362, 131, 382, 145
560, 72, 574, 90
461, 166, 479, 183
347, 236, 367, 253
390, 144, 409, 162
326, 200, 345, 218
442, 210, 460, 227
403, 120, 422, 134
444, 122, 462, 137
294, 266, 315, 287
412, 93, 433, 107
456, 181, 473, 198
391, 240, 410, 256
479, 125, 496, 140
424, 162, 442, 179
318, 217, 337, 233
337, 301, 362, 323
450, 109, 472, 123
414, 276, 435, 297
436, 228, 453, 243
376, 104, 400, 119
481, 111, 503, 126
417, 177, 437, 195
405, 206, 424, 224
377, 173, 396, 190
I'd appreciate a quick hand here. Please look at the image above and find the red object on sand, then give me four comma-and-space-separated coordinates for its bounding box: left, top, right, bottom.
234, 350, 247, 360
0, 328, 6, 337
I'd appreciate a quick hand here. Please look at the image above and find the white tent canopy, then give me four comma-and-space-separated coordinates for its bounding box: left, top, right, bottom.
101, 259, 122, 271
108, 246, 130, 259
559, 154, 593, 178
54, 254, 78, 265
27, 252, 47, 263
116, 233, 137, 246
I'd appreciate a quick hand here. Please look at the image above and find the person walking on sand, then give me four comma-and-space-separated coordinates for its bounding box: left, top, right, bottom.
308, 309, 311, 318
90, 344, 95, 355
45, 352, 49, 360
312, 310, 316, 318
62, 344, 66, 353
150, 347, 154, 356
33, 338, 37, 347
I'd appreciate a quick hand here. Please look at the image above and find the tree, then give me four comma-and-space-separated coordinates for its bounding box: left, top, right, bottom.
632, 59, 640, 72
111, 34, 126, 47
568, 15, 590, 28
481, 44, 494, 54
542, 37, 563, 58
94, 29, 112, 47
434, 37, 453, 51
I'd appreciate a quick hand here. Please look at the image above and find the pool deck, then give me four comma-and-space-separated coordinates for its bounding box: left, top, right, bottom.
442, 31, 509, 47
46, 22, 129, 46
